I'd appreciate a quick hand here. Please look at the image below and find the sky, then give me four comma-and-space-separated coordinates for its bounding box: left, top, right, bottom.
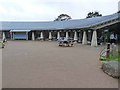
0, 0, 119, 21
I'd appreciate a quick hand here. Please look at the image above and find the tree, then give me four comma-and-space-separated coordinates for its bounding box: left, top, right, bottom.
86, 11, 102, 18
54, 14, 72, 21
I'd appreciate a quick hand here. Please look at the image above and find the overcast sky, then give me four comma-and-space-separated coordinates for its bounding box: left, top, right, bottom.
0, 0, 119, 21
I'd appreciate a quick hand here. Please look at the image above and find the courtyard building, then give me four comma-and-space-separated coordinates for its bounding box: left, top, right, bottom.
0, 12, 119, 46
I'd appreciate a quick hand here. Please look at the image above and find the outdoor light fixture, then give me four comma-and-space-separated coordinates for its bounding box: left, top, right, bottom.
88, 30, 91, 32
104, 29, 108, 32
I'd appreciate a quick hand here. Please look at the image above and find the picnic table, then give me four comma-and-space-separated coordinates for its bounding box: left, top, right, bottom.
58, 37, 74, 47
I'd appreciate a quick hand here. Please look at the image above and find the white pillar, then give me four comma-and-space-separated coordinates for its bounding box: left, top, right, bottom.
91, 30, 97, 47
32, 32, 35, 40
2, 32, 5, 40
57, 31, 60, 40
26, 32, 28, 40
10, 32, 13, 40
66, 31, 69, 38
49, 31, 52, 40
74, 31, 77, 43
82, 31, 87, 44
40, 31, 43, 40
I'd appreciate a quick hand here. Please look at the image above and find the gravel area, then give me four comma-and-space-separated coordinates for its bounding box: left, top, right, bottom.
0, 49, 2, 89
2, 41, 119, 88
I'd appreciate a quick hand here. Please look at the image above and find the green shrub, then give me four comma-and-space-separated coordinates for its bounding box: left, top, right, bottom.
100, 54, 120, 62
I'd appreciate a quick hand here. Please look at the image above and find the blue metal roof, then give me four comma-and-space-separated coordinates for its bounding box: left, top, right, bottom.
0, 13, 119, 31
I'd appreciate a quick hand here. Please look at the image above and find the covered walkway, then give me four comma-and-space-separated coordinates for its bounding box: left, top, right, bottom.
1, 12, 119, 47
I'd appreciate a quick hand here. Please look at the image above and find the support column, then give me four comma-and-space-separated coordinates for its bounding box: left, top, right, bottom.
74, 31, 77, 43
10, 32, 13, 40
82, 31, 87, 45
32, 32, 35, 40
26, 32, 28, 40
40, 31, 43, 40
66, 31, 69, 38
49, 31, 52, 41
91, 30, 97, 46
2, 32, 6, 40
57, 31, 60, 40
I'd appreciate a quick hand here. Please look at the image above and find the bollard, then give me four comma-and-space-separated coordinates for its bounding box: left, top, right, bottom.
106, 43, 110, 59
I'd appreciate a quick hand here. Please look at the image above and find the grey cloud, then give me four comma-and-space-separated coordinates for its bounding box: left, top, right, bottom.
0, 0, 119, 21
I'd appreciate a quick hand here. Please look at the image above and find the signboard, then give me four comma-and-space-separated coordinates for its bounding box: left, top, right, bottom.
14, 32, 27, 40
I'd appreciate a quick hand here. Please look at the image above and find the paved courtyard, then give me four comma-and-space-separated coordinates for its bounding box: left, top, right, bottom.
2, 41, 118, 88
0, 49, 2, 89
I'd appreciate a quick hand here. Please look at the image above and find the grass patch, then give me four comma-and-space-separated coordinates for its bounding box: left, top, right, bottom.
100, 55, 120, 62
